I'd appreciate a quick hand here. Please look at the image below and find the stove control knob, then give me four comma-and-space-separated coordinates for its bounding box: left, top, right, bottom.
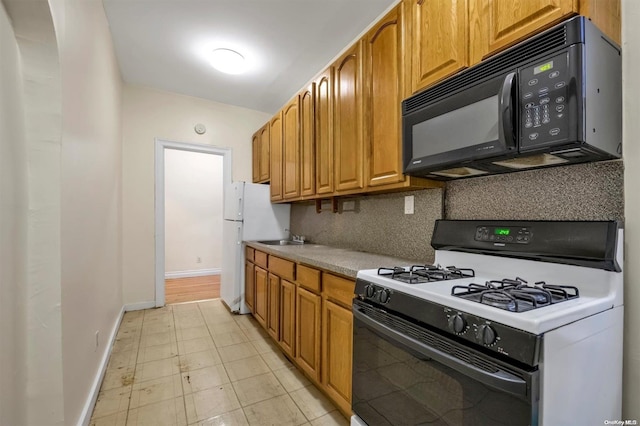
476, 324, 497, 346
378, 289, 391, 304
364, 285, 376, 298
448, 314, 467, 334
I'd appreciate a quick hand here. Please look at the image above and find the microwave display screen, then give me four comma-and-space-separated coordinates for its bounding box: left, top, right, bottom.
495, 228, 511, 235
534, 60, 554, 74
412, 95, 499, 159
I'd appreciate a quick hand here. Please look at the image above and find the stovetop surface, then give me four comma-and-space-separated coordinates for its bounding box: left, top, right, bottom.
356, 248, 623, 335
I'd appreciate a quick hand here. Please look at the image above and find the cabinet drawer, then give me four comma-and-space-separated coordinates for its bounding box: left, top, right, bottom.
246, 247, 255, 262
297, 265, 321, 293
255, 250, 268, 268
323, 273, 355, 308
269, 256, 296, 281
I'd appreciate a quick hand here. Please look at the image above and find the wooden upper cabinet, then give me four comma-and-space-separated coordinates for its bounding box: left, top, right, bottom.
407, 0, 470, 94
283, 97, 300, 200
252, 124, 270, 184
259, 124, 270, 182
334, 42, 364, 193
300, 84, 316, 198
364, 5, 405, 187
473, 0, 577, 62
252, 131, 260, 183
270, 112, 284, 202
315, 68, 334, 196
580, 0, 621, 45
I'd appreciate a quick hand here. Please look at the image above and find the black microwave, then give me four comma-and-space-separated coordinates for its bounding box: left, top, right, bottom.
402, 16, 621, 180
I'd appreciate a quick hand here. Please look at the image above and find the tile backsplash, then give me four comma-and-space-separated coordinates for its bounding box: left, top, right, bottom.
290, 160, 624, 263
290, 189, 444, 263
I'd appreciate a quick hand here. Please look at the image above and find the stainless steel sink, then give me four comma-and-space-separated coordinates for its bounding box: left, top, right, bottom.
257, 239, 304, 246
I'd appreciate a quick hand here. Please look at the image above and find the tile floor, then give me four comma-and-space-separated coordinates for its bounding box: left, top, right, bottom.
90, 299, 348, 426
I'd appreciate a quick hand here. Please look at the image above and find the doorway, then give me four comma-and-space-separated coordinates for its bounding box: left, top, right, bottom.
154, 139, 232, 307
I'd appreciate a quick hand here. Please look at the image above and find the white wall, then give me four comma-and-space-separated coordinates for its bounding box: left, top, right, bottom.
50, 0, 124, 424
165, 149, 223, 274
622, 0, 640, 419
4, 0, 65, 423
0, 3, 27, 424
122, 85, 270, 304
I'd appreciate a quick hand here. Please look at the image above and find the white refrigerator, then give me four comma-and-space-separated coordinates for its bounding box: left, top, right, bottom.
221, 182, 290, 314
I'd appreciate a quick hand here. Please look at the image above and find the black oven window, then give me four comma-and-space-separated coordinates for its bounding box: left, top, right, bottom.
353, 322, 534, 426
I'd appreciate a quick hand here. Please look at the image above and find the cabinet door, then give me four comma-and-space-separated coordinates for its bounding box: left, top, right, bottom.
334, 42, 364, 193
474, 0, 577, 61
267, 273, 281, 340
315, 68, 334, 195
407, 0, 469, 93
259, 124, 270, 182
245, 261, 255, 313
322, 300, 353, 415
270, 113, 284, 201
296, 287, 321, 383
283, 97, 301, 200
280, 279, 296, 357
364, 5, 405, 187
254, 266, 268, 329
300, 84, 316, 197
252, 132, 260, 183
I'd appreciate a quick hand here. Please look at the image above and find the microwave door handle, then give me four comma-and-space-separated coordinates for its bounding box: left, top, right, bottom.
498, 72, 516, 149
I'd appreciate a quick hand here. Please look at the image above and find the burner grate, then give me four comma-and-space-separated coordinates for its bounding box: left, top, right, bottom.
452, 278, 580, 312
377, 264, 475, 284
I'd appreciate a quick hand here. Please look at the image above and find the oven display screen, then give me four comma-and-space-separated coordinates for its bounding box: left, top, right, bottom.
534, 60, 554, 74
494, 228, 511, 236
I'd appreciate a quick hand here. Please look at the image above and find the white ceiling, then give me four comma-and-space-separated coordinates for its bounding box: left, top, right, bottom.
102, 0, 398, 114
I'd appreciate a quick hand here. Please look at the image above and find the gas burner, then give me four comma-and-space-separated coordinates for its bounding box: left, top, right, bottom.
452, 278, 580, 312
377, 265, 475, 284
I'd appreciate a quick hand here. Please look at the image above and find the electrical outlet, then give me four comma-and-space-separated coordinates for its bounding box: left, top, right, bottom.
404, 195, 415, 215
95, 331, 99, 351
196, 257, 202, 263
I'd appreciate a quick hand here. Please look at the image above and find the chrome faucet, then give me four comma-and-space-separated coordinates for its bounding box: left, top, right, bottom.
291, 234, 306, 244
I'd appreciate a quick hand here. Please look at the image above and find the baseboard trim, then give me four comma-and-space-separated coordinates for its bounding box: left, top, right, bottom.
78, 305, 125, 426
124, 301, 156, 311
164, 268, 221, 279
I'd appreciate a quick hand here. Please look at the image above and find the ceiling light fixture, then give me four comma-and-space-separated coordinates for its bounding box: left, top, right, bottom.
210, 48, 246, 75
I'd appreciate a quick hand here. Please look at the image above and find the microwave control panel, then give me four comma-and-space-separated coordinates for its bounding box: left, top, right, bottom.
519, 52, 571, 149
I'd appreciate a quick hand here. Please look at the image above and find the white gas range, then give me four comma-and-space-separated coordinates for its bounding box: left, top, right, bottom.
351, 220, 624, 426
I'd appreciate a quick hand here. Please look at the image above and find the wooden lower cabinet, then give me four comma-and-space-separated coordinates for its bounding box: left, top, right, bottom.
295, 287, 322, 383
245, 261, 255, 313
267, 273, 281, 340
322, 299, 353, 416
254, 266, 268, 329
245, 250, 354, 419
280, 279, 296, 357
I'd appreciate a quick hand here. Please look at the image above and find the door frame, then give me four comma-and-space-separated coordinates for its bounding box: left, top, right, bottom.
154, 138, 232, 307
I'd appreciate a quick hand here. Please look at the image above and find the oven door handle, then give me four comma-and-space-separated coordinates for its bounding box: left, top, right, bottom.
353, 307, 529, 398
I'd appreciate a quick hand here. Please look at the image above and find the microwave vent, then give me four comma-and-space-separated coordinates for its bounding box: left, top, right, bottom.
403, 23, 570, 114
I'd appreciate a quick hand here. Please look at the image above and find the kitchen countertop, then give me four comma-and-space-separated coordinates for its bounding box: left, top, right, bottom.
246, 241, 419, 278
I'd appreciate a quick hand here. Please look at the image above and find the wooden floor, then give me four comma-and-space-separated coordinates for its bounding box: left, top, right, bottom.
165, 274, 220, 304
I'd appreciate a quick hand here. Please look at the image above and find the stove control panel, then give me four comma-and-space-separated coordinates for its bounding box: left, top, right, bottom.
355, 279, 542, 366
361, 284, 392, 305
475, 225, 532, 244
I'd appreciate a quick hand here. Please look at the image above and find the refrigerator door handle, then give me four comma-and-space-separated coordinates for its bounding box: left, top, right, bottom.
237, 226, 241, 245
238, 196, 242, 218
